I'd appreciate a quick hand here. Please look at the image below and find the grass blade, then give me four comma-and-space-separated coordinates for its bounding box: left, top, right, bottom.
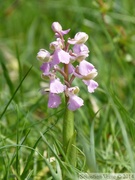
0, 65, 33, 119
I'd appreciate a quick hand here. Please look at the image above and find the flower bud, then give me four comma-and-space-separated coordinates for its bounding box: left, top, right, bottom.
74, 32, 88, 44
51, 22, 62, 32
37, 49, 50, 62
68, 32, 89, 44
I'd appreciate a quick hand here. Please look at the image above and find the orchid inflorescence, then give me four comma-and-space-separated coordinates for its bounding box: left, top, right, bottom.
37, 22, 98, 111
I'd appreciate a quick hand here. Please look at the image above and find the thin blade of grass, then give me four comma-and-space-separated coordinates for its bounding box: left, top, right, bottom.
89, 120, 98, 172
15, 44, 23, 102
0, 52, 14, 96
0, 65, 33, 119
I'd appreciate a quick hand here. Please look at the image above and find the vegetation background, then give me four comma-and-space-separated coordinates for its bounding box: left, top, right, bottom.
0, 0, 135, 179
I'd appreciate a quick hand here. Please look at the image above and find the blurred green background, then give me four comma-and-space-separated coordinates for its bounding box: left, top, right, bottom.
0, 0, 135, 178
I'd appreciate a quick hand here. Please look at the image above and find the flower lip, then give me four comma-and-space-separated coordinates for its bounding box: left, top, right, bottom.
51, 49, 70, 66
65, 86, 84, 111
73, 62, 98, 80
48, 93, 61, 108
78, 60, 94, 76
40, 62, 51, 75
68, 94, 84, 111
83, 79, 98, 93
50, 78, 65, 94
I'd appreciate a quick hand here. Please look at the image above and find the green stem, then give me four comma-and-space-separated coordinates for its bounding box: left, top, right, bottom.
63, 62, 76, 177
63, 108, 74, 152
63, 107, 77, 167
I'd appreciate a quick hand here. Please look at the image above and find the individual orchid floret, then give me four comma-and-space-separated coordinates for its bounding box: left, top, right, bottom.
37, 49, 51, 62
51, 22, 70, 38
73, 60, 97, 79
83, 79, 98, 93
65, 87, 84, 111
52, 22, 62, 32
49, 38, 70, 65
49, 74, 65, 94
40, 84, 62, 108
68, 32, 88, 44
72, 44, 89, 62
48, 93, 61, 108
68, 95, 84, 111
78, 60, 94, 76
51, 49, 70, 65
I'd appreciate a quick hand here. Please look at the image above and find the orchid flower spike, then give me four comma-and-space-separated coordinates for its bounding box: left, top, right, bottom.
37, 22, 98, 110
